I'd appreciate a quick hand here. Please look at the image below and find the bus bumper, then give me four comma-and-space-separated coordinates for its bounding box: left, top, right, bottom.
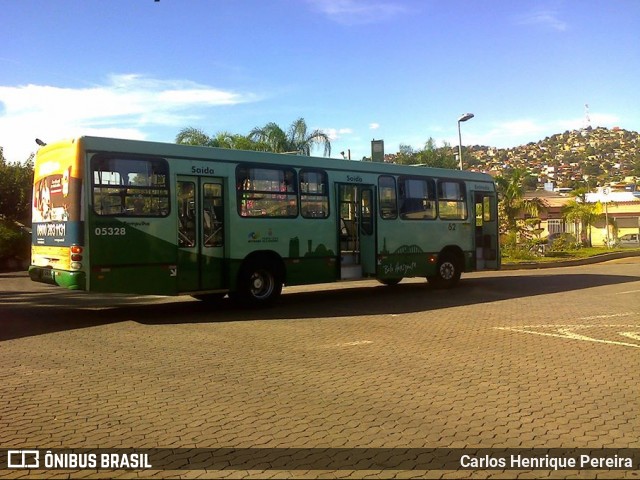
29, 266, 86, 290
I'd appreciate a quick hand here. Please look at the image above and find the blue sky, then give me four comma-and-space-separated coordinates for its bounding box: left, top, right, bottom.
1, 0, 639, 163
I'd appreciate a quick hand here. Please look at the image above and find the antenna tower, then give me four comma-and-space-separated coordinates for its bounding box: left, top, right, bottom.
583, 103, 591, 130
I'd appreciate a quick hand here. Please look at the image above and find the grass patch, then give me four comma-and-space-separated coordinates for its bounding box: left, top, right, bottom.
502, 246, 640, 264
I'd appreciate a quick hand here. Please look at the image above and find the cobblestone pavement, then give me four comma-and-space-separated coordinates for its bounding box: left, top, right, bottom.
1, 259, 639, 479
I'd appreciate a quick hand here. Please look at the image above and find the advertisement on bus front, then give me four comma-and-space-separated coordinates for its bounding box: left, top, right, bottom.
32, 143, 83, 247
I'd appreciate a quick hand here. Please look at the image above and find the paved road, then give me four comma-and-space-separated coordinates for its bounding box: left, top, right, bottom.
1, 260, 639, 478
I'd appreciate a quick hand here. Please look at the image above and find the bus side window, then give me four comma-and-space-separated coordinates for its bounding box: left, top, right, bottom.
203, 183, 224, 247
398, 177, 436, 220
300, 169, 329, 219
378, 175, 397, 219
178, 181, 196, 247
437, 180, 467, 220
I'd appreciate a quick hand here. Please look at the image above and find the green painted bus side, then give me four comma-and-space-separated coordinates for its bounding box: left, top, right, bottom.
31, 136, 499, 303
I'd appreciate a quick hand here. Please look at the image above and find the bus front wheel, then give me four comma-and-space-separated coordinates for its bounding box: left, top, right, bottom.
235, 259, 283, 306
427, 254, 461, 289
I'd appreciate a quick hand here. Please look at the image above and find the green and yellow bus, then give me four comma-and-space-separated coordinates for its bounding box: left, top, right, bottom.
30, 136, 499, 305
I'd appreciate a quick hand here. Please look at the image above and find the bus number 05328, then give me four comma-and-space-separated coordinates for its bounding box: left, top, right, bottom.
94, 227, 127, 236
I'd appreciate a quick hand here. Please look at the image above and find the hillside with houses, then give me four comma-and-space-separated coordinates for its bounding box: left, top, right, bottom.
435, 126, 640, 249
464, 126, 640, 190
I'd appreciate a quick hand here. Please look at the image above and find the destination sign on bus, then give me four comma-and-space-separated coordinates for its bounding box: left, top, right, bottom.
191, 166, 216, 175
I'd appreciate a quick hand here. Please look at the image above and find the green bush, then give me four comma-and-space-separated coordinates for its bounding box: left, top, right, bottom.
547, 233, 580, 252
501, 242, 538, 261
0, 219, 30, 261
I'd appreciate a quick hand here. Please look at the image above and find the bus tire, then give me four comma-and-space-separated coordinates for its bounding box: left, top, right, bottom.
235, 259, 283, 306
378, 278, 402, 286
427, 253, 461, 289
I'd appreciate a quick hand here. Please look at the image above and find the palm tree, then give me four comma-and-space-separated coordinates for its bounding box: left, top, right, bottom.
247, 122, 288, 152
175, 127, 217, 147
175, 128, 260, 150
249, 117, 331, 156
562, 187, 602, 246
176, 118, 330, 156
211, 131, 263, 151
495, 168, 546, 248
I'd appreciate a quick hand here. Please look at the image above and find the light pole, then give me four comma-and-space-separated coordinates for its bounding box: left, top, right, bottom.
457, 113, 474, 170
602, 186, 611, 248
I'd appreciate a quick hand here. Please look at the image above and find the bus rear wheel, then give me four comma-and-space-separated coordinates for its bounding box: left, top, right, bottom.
427, 254, 461, 289
235, 259, 283, 306
378, 278, 402, 286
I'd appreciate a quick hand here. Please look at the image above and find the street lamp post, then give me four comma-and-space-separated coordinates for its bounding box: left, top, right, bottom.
457, 113, 474, 170
602, 186, 611, 248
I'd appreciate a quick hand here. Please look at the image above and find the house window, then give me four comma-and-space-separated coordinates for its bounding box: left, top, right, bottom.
547, 219, 564, 234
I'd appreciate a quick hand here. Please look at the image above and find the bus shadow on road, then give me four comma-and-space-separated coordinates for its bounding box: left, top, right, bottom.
2, 271, 638, 340
231, 272, 640, 321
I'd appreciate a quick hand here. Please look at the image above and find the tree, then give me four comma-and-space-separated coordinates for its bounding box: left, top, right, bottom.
175, 127, 217, 147
175, 127, 266, 151
495, 168, 546, 248
415, 139, 456, 169
0, 147, 33, 265
562, 187, 602, 247
249, 117, 331, 156
176, 118, 330, 156
0, 148, 34, 223
394, 138, 456, 169
522, 174, 539, 191
394, 144, 417, 165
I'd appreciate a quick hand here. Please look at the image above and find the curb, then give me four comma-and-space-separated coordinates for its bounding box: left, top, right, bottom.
501, 250, 640, 270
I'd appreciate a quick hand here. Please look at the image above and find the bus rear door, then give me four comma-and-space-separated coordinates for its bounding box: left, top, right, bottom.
176, 176, 226, 292
473, 191, 499, 270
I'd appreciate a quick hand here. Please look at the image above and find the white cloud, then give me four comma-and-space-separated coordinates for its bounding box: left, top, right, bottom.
0, 74, 257, 162
515, 9, 568, 32
324, 127, 353, 140
307, 0, 409, 25
369, 122, 380, 130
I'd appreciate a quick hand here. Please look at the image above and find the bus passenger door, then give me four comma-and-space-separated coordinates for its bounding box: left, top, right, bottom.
359, 187, 376, 275
473, 192, 499, 270
176, 176, 225, 293
337, 184, 376, 279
